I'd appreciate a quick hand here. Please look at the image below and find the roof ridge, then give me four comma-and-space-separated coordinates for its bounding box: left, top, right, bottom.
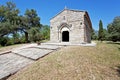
50, 8, 86, 20
67, 8, 86, 12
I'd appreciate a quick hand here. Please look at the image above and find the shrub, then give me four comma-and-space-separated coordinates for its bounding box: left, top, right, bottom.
0, 37, 8, 46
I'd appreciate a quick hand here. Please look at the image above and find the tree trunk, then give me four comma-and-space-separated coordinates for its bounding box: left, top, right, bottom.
24, 31, 29, 43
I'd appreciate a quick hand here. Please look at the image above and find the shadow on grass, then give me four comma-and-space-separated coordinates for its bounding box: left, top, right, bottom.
116, 66, 120, 77
118, 48, 120, 51
106, 41, 120, 45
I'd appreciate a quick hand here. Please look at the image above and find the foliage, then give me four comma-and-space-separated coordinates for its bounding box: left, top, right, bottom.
103, 29, 109, 40
29, 27, 42, 42
19, 35, 26, 43
6, 38, 14, 46
98, 20, 105, 41
0, 37, 8, 46
19, 9, 41, 42
91, 29, 98, 40
0, 1, 44, 46
107, 16, 120, 42
12, 32, 21, 44
0, 2, 19, 37
41, 25, 50, 40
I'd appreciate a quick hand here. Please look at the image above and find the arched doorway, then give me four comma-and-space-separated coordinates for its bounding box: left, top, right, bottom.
62, 31, 69, 42
59, 25, 70, 42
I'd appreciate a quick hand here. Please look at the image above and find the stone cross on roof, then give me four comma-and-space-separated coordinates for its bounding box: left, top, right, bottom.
64, 6, 68, 9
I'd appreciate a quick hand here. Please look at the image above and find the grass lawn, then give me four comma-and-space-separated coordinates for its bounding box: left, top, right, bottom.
8, 42, 120, 80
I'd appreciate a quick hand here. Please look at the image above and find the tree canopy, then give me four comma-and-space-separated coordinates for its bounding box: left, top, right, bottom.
0, 1, 50, 46
107, 16, 120, 42
0, 2, 19, 37
98, 20, 105, 41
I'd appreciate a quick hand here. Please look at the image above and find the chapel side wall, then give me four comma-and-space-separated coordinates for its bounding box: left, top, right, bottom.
84, 16, 91, 43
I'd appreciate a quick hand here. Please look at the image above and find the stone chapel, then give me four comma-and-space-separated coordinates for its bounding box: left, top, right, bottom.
50, 8, 92, 44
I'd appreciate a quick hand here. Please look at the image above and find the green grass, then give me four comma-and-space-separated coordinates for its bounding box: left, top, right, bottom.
8, 42, 120, 80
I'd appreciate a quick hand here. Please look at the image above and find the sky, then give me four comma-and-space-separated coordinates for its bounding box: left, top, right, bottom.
0, 0, 120, 30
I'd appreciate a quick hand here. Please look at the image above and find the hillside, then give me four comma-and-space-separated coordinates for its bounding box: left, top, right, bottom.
8, 42, 120, 80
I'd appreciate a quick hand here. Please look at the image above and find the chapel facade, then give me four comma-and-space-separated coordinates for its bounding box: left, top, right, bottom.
50, 8, 92, 44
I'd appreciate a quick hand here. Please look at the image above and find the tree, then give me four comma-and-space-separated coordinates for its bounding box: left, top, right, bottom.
0, 1, 19, 38
19, 9, 41, 42
98, 20, 105, 41
107, 16, 120, 42
0, 21, 11, 37
91, 29, 98, 40
0, 37, 8, 46
29, 27, 42, 42
41, 25, 50, 40
0, 1, 43, 46
103, 29, 109, 40
0, 5, 6, 22
13, 32, 20, 44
